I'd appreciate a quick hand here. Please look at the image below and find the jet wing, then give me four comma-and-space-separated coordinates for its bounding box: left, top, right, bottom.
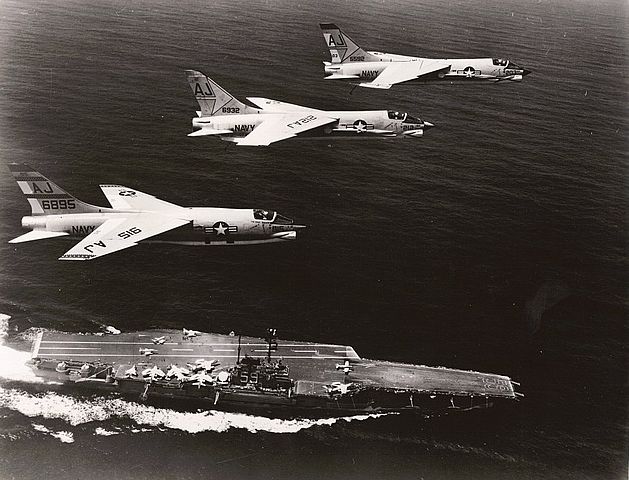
235, 113, 337, 147
99, 185, 186, 212
246, 97, 323, 114
361, 61, 451, 89
58, 214, 190, 261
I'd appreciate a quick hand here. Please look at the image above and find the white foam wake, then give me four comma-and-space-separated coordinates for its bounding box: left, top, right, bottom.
0, 386, 391, 434
0, 316, 55, 385
0, 345, 45, 384
32, 423, 75, 443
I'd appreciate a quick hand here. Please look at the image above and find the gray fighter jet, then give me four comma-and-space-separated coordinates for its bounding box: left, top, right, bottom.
320, 23, 531, 89
185, 70, 433, 146
8, 164, 304, 261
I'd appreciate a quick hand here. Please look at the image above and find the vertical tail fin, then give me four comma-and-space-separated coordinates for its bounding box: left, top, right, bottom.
184, 70, 256, 117
9, 163, 102, 215
319, 23, 380, 64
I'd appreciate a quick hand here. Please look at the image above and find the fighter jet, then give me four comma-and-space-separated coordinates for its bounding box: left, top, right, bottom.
165, 365, 191, 381
8, 164, 305, 261
151, 336, 167, 345
142, 365, 166, 381
320, 23, 531, 89
139, 348, 157, 357
324, 382, 357, 395
188, 371, 214, 388
182, 328, 201, 339
184, 70, 433, 146
335, 360, 354, 375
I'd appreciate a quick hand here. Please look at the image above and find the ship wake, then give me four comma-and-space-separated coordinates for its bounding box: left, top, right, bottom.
0, 386, 391, 434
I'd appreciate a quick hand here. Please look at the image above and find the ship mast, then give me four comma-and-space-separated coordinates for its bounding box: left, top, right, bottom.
266, 328, 278, 361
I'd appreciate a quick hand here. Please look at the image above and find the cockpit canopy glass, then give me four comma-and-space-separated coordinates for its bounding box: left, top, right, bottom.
272, 213, 293, 225
492, 58, 508, 66
253, 209, 275, 221
252, 210, 294, 224
387, 111, 406, 120
403, 114, 422, 124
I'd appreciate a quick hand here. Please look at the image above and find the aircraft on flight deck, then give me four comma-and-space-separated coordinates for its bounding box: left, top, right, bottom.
189, 371, 214, 388
142, 366, 166, 381
8, 164, 305, 261
166, 365, 191, 381
183, 328, 201, 339
319, 23, 531, 90
123, 365, 138, 378
184, 70, 434, 146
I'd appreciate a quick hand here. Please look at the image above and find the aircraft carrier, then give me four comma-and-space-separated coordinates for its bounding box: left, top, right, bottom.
29, 328, 521, 417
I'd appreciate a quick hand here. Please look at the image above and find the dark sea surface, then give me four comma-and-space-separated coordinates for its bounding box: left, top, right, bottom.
0, 0, 627, 478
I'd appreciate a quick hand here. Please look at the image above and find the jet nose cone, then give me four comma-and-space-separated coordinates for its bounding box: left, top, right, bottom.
423, 121, 435, 130
522, 68, 532, 76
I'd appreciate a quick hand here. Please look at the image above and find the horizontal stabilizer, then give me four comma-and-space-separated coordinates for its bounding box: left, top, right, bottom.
188, 128, 233, 137
9, 230, 69, 244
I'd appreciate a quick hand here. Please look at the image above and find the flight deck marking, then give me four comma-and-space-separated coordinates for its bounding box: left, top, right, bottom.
35, 353, 352, 359
292, 350, 319, 353
171, 349, 194, 352
38, 347, 101, 350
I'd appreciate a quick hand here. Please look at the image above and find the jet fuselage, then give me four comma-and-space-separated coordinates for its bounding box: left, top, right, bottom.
192, 110, 430, 142
19, 207, 302, 247
325, 54, 530, 83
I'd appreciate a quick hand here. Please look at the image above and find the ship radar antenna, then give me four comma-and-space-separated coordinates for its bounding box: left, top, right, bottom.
266, 328, 278, 362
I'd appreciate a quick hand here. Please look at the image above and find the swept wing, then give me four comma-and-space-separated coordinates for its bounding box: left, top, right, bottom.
235, 113, 337, 147
59, 214, 190, 261
99, 185, 186, 212
361, 61, 451, 89
246, 98, 323, 114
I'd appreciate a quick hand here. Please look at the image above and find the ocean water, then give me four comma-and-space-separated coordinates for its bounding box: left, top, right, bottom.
0, 0, 627, 478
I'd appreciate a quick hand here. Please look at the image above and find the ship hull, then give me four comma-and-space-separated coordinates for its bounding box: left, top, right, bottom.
29, 329, 519, 418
